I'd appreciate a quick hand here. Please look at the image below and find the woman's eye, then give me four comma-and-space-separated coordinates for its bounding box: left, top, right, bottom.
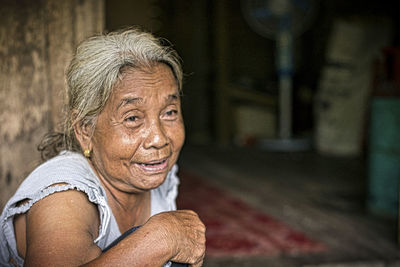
124, 115, 142, 127
125, 116, 138, 122
166, 110, 178, 116
161, 108, 179, 121
163, 109, 178, 120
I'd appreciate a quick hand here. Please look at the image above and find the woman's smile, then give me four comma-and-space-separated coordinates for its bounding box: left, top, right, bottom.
130, 146, 173, 174
134, 158, 169, 173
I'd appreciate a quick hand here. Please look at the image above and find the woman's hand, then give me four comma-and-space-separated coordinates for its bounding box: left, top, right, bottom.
148, 210, 206, 267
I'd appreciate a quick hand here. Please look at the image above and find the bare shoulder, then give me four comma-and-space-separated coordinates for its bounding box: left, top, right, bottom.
23, 189, 101, 266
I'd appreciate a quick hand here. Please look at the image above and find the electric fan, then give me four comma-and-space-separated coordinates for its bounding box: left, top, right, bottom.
241, 0, 317, 150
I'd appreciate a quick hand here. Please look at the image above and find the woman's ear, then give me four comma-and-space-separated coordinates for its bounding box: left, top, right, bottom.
72, 112, 93, 152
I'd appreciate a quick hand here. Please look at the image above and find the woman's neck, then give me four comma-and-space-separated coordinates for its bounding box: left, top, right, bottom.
89, 162, 152, 233
106, 189, 151, 233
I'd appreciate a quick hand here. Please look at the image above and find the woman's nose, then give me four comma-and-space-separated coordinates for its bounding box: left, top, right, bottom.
143, 120, 169, 149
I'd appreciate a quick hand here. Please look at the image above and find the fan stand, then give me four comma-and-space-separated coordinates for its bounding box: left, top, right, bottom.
240, 0, 316, 151
258, 15, 311, 151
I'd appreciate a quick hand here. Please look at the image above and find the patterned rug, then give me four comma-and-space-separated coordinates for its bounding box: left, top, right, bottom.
176, 170, 327, 258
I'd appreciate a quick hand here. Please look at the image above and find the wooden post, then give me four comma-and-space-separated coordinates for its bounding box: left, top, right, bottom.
0, 0, 104, 209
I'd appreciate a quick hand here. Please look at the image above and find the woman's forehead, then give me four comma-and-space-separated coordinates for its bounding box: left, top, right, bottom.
108, 65, 179, 108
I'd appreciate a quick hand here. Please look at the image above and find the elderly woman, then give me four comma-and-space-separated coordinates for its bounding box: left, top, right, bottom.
0, 28, 206, 266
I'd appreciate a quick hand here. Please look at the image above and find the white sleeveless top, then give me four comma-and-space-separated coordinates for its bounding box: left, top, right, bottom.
0, 151, 180, 266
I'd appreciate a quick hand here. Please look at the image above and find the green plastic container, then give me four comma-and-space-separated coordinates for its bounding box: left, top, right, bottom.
368, 98, 400, 217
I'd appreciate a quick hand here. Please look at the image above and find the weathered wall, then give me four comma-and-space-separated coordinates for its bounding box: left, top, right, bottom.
0, 0, 104, 209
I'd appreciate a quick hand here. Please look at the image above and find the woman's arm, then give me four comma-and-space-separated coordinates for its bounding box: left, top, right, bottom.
23, 190, 205, 267
24, 190, 102, 266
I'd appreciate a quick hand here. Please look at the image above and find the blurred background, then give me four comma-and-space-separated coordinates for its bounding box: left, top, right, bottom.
1, 0, 400, 266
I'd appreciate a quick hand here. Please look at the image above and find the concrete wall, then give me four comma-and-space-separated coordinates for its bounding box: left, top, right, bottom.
0, 0, 104, 210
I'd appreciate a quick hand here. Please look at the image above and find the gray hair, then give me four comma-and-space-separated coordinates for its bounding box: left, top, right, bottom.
38, 27, 183, 160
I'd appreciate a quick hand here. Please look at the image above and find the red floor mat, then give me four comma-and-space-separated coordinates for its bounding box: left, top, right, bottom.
176, 170, 327, 258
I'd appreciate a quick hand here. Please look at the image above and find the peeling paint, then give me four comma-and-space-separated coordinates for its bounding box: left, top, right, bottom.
6, 171, 11, 185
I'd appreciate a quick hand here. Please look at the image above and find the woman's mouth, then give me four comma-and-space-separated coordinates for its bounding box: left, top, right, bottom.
135, 159, 168, 173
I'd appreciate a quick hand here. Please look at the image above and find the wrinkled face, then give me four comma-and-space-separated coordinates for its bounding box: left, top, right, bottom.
89, 63, 185, 193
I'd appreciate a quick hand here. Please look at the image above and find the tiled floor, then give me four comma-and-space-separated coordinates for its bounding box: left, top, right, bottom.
177, 145, 400, 267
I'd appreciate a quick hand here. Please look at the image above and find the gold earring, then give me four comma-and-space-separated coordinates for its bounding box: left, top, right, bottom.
84, 149, 91, 158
